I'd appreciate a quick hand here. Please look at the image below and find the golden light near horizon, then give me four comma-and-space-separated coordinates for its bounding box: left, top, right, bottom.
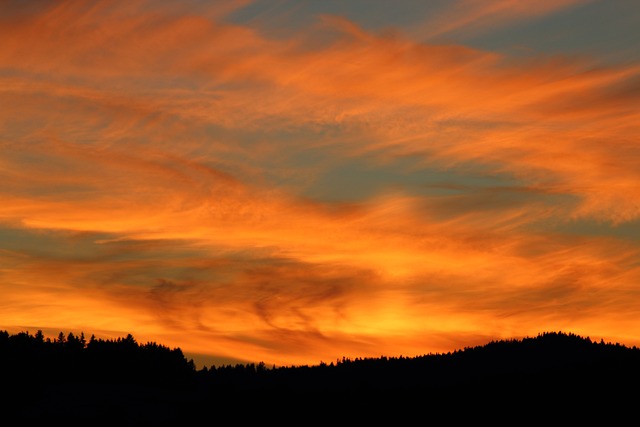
1, 0, 640, 368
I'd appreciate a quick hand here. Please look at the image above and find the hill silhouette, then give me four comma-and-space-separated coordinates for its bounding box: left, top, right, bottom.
2, 330, 638, 424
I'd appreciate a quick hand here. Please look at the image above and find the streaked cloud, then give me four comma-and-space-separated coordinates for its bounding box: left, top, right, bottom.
1, 0, 639, 366
412, 0, 591, 42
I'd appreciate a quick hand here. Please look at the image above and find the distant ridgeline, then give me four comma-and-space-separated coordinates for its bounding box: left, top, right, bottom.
0, 330, 195, 388
3, 329, 639, 423
3, 329, 640, 396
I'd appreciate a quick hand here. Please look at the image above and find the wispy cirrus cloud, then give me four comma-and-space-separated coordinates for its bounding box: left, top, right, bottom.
411, 0, 592, 42
1, 0, 640, 366
5, 0, 638, 221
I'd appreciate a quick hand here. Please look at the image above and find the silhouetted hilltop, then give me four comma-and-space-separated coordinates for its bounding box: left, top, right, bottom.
3, 330, 639, 424
198, 330, 640, 399
0, 330, 195, 388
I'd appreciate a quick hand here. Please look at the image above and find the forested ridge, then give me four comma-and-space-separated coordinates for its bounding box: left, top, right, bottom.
3, 330, 639, 423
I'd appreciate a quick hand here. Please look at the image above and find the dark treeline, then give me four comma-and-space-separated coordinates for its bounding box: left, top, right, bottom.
203, 330, 640, 392
4, 330, 640, 423
1, 330, 195, 389
4, 329, 640, 392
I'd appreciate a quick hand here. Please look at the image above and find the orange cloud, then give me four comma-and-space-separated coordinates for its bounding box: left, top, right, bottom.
411, 0, 591, 41
3, 184, 640, 366
4, 0, 636, 226
1, 0, 640, 366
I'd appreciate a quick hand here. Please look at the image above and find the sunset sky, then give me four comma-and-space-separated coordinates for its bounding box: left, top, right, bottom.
1, 0, 640, 368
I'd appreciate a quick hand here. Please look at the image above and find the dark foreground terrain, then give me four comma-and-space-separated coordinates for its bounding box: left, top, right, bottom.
2, 330, 639, 424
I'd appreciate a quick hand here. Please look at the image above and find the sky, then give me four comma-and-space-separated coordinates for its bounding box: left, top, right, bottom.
1, 0, 640, 368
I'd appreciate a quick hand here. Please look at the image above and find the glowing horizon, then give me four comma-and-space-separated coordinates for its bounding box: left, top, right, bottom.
2, 0, 640, 368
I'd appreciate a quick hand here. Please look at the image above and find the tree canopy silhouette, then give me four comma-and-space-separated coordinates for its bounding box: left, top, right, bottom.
2, 330, 639, 423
